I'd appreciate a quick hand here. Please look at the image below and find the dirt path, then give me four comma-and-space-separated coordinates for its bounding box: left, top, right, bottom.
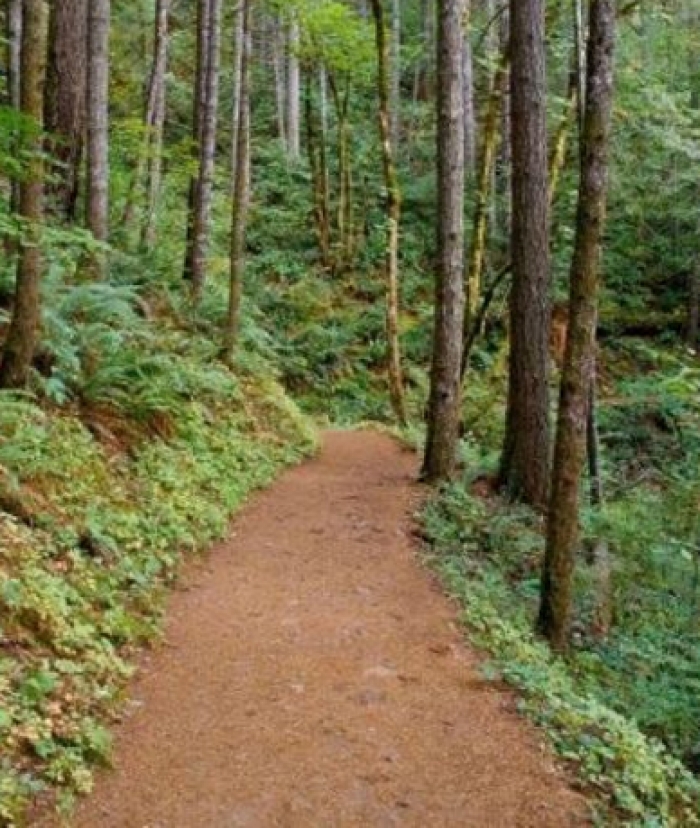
69, 431, 586, 827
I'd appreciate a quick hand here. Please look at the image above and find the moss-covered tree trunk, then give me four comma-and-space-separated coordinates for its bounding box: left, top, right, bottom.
6, 0, 22, 216
538, 0, 617, 652
422, 0, 465, 483
0, 0, 48, 389
184, 0, 221, 302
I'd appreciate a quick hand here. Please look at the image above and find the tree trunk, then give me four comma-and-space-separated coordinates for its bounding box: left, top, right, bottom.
390, 0, 401, 149
272, 15, 287, 147
538, 0, 616, 652
6, 0, 22, 214
45, 0, 87, 222
499, 0, 551, 511
183, 0, 210, 287
223, 0, 251, 359
141, 0, 171, 249
422, 0, 466, 483
7, 0, 22, 109
184, 0, 222, 302
370, 0, 407, 425
122, 0, 170, 243
328, 75, 354, 268
229, 0, 245, 192
462, 2, 476, 175
86, 0, 110, 273
305, 72, 332, 268
286, 16, 301, 161
0, 0, 47, 389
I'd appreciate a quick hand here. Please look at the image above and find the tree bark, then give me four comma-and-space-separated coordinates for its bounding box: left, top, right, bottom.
6, 0, 22, 214
122, 0, 170, 243
305, 71, 332, 268
461, 2, 476, 175
0, 0, 48, 389
390, 0, 401, 149
286, 15, 301, 160
86, 0, 110, 270
184, 0, 222, 301
499, 0, 551, 511
422, 0, 466, 483
141, 0, 171, 249
183, 0, 210, 287
328, 74, 354, 268
370, 0, 407, 425
45, 0, 87, 222
230, 0, 245, 192
223, 0, 251, 360
538, 0, 617, 652
7, 0, 22, 109
272, 15, 287, 147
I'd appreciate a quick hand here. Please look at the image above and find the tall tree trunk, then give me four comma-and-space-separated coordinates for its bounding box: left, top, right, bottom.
230, 0, 245, 192
45, 0, 87, 222
286, 15, 301, 161
538, 0, 616, 652
328, 75, 353, 268
390, 0, 401, 149
6, 0, 22, 214
7, 0, 22, 109
224, 0, 251, 359
494, 3, 511, 235
422, 0, 466, 483
499, 0, 551, 511
123, 0, 170, 242
86, 0, 110, 269
371, 0, 407, 425
141, 0, 171, 249
0, 0, 47, 389
272, 15, 287, 147
183, 0, 210, 287
305, 71, 332, 268
184, 0, 222, 302
462, 2, 476, 176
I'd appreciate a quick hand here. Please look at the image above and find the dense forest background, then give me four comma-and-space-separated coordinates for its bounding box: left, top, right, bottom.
0, 0, 699, 824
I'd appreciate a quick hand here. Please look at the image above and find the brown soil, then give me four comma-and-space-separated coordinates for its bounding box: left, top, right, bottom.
66, 431, 587, 827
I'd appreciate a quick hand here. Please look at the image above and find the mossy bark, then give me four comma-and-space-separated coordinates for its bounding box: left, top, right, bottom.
538, 0, 617, 652
0, 0, 48, 389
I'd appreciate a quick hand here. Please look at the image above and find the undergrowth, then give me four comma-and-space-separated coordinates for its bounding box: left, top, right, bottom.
0, 272, 317, 824
419, 341, 700, 825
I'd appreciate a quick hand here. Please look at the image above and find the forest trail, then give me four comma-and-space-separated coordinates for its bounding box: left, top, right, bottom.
67, 431, 587, 827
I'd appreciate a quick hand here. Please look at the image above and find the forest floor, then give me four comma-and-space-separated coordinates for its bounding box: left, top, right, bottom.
46, 431, 588, 827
